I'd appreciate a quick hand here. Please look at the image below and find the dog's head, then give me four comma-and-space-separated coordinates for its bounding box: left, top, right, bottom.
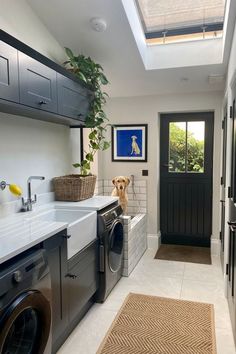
112, 176, 130, 191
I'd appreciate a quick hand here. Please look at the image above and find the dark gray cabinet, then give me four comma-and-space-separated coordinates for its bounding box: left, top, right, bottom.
57, 73, 91, 122
43, 231, 68, 352
0, 31, 93, 125
67, 240, 98, 323
44, 234, 98, 353
19, 52, 58, 113
0, 41, 19, 102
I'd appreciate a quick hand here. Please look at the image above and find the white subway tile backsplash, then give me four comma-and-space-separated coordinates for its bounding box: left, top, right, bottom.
135, 193, 147, 201
133, 180, 146, 187
139, 187, 146, 194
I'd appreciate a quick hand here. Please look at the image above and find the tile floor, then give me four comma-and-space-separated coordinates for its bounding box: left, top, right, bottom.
57, 248, 236, 354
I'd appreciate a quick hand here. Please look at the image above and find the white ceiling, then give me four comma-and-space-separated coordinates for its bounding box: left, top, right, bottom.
27, 0, 227, 98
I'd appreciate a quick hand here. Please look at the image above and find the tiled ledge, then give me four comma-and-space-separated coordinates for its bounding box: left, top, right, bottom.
121, 213, 147, 277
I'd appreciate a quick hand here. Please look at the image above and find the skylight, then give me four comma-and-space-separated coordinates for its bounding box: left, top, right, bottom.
136, 0, 226, 44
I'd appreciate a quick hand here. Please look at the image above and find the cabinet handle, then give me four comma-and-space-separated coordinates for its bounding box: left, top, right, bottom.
66, 273, 77, 279
228, 221, 236, 232
39, 100, 47, 105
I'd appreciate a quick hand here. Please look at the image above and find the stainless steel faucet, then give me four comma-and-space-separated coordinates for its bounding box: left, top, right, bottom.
21, 176, 45, 212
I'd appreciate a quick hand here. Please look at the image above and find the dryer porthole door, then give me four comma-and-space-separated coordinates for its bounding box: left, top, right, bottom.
108, 220, 124, 273
0, 290, 51, 354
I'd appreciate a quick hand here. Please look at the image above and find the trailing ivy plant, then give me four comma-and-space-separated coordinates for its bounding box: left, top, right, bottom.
64, 47, 110, 175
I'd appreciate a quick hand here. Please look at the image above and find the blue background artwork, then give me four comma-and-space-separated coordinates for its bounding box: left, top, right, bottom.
116, 129, 143, 157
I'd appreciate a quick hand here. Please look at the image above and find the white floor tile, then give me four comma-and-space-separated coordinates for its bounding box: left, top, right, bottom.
57, 306, 117, 354
183, 262, 224, 284
215, 327, 236, 354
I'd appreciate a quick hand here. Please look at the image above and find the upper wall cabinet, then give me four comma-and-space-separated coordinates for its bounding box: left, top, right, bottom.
0, 42, 19, 102
57, 74, 91, 121
19, 52, 58, 114
0, 31, 93, 126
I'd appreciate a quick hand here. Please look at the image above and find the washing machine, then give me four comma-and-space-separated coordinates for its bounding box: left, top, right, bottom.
0, 248, 52, 354
96, 204, 124, 302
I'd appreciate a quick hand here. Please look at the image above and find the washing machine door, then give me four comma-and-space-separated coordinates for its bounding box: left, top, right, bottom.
108, 220, 124, 272
0, 290, 51, 354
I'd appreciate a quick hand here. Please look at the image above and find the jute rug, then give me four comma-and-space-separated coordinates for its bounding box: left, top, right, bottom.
97, 293, 217, 354
155, 244, 212, 264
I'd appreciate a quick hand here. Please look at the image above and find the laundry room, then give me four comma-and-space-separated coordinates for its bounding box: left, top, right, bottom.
0, 0, 236, 353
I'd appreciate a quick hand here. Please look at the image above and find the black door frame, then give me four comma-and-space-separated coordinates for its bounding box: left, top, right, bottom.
220, 103, 227, 267
160, 112, 214, 247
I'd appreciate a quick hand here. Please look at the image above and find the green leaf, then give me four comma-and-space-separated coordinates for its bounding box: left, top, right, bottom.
102, 141, 110, 150
100, 74, 109, 85
89, 131, 96, 140
65, 47, 74, 60
78, 72, 87, 82
81, 160, 88, 166
86, 153, 94, 162
73, 163, 81, 168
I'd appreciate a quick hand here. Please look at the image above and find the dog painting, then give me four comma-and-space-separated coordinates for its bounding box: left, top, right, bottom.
112, 125, 147, 162
131, 135, 140, 155
111, 176, 130, 214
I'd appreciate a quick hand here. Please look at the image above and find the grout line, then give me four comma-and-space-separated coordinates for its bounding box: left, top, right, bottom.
179, 263, 186, 299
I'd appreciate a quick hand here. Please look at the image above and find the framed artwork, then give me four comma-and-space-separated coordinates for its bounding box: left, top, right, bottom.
112, 124, 148, 162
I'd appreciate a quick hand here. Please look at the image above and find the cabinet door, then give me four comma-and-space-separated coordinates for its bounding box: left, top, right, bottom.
0, 41, 19, 102
57, 73, 91, 121
19, 52, 57, 113
43, 231, 68, 350
67, 240, 98, 323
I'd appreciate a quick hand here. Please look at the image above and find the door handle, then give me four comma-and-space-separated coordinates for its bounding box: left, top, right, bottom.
39, 100, 47, 105
228, 221, 236, 232
162, 163, 170, 167
220, 200, 225, 203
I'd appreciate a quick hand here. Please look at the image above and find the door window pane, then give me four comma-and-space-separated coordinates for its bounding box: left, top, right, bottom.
169, 122, 186, 172
187, 121, 205, 173
168, 121, 205, 173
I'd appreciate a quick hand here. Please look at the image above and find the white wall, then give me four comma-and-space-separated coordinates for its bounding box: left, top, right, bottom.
0, 0, 73, 207
0, 114, 71, 203
0, 0, 66, 63
102, 91, 223, 237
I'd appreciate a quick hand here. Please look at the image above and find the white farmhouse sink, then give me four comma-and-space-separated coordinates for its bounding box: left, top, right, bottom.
25, 208, 97, 259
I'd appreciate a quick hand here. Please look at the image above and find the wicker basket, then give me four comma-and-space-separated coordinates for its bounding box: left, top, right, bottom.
53, 174, 97, 202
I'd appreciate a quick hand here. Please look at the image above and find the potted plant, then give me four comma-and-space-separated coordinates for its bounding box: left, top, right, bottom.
53, 48, 110, 201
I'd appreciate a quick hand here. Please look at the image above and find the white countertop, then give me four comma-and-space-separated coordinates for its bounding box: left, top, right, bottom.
0, 196, 118, 265
54, 196, 118, 211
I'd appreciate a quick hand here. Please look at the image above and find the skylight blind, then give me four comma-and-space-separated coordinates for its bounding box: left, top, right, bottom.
136, 0, 226, 37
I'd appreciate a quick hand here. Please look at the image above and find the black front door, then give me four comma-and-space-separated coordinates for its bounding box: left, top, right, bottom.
160, 112, 214, 247
227, 82, 236, 341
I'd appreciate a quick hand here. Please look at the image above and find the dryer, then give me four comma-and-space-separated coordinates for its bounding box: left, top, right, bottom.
0, 248, 52, 354
96, 204, 124, 302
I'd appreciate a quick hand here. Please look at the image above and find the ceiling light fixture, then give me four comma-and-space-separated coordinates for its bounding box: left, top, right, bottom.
180, 77, 189, 82
90, 17, 107, 32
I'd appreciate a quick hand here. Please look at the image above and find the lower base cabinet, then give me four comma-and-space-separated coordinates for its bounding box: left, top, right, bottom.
67, 240, 98, 324
44, 235, 98, 353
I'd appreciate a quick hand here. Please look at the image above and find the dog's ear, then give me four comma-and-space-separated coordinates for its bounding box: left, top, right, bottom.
112, 178, 116, 185
125, 177, 130, 186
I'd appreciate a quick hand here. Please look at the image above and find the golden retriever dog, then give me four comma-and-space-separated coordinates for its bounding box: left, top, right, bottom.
111, 176, 130, 214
